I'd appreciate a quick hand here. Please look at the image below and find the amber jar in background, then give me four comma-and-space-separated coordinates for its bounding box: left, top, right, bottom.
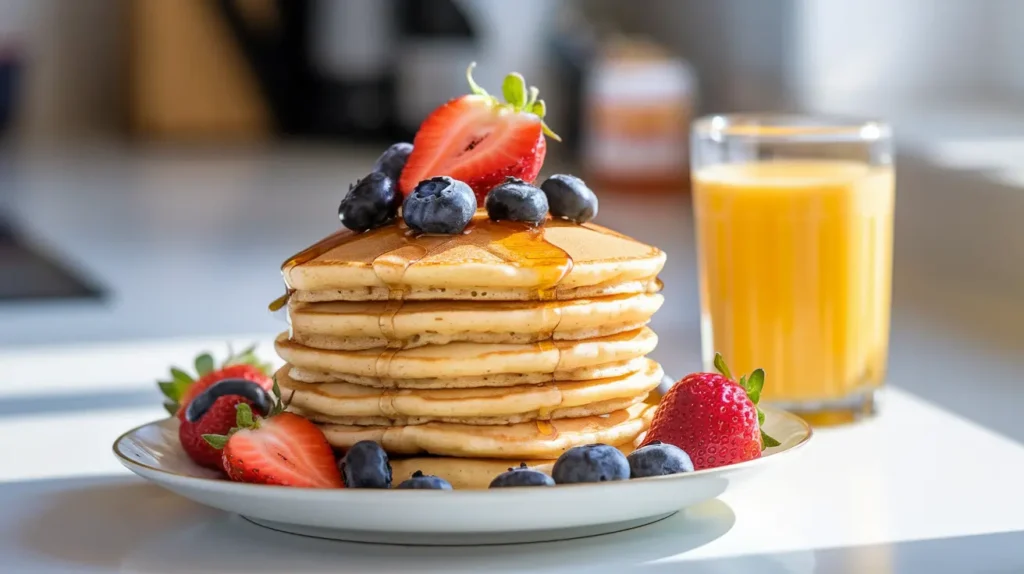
581, 40, 696, 194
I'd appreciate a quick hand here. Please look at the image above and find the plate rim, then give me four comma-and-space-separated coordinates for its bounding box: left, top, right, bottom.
112, 405, 812, 496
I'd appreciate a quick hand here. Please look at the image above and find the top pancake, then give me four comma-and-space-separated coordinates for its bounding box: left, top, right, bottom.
282, 215, 666, 301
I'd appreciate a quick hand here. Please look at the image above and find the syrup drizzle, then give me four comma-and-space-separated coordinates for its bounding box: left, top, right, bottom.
274, 216, 577, 427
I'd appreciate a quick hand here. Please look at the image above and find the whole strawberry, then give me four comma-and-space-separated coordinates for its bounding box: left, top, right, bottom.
179, 380, 274, 470
157, 345, 273, 420
640, 354, 780, 470
157, 346, 274, 470
398, 63, 560, 203
204, 400, 343, 489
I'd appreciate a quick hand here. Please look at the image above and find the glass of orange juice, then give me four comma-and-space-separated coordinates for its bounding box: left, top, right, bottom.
691, 115, 894, 424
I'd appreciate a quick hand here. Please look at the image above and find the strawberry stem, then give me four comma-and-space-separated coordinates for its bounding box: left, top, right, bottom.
465, 62, 488, 96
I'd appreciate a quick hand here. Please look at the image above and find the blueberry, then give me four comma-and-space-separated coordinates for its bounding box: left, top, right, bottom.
551, 444, 630, 484
339, 172, 401, 232
396, 470, 453, 490
627, 441, 694, 478
539, 174, 598, 224
485, 177, 549, 225
489, 463, 556, 488
372, 142, 413, 183
403, 176, 477, 234
339, 440, 392, 488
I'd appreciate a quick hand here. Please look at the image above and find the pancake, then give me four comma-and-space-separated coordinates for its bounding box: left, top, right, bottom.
275, 327, 658, 380
287, 293, 664, 350
292, 395, 646, 426
292, 278, 662, 303
316, 402, 655, 459
286, 356, 649, 389
278, 359, 663, 424
281, 216, 666, 302
387, 444, 638, 490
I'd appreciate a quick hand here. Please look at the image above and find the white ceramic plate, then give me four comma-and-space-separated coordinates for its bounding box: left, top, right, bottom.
113, 381, 811, 546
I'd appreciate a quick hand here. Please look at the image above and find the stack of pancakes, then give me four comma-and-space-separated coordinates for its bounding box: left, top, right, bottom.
274, 215, 667, 488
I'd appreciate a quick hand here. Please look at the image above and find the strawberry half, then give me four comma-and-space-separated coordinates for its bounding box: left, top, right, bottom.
398, 63, 560, 202
204, 393, 343, 489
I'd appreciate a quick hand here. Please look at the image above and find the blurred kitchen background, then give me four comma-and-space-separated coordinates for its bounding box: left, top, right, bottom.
1, 1, 1022, 434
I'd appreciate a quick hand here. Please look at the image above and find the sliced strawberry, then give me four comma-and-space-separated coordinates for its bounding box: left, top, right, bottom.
205, 404, 343, 489
399, 63, 559, 202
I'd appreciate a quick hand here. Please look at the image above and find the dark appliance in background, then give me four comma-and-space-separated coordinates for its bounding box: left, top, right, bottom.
216, 0, 478, 143
0, 44, 103, 302
0, 44, 17, 138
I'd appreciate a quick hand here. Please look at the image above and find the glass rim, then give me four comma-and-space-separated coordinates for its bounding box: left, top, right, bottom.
692, 113, 891, 143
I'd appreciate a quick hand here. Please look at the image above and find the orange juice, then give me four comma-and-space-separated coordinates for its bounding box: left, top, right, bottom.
693, 160, 894, 405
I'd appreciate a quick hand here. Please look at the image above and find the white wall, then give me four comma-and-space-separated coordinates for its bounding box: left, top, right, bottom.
793, 0, 997, 115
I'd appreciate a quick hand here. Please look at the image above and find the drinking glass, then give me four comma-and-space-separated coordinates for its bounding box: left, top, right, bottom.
691, 115, 894, 424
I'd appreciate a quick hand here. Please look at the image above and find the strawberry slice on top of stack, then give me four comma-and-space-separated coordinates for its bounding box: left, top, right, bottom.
398, 63, 560, 203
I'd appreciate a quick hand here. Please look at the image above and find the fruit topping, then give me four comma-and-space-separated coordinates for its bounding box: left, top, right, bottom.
204, 389, 343, 488
489, 463, 555, 488
626, 441, 694, 478
540, 174, 599, 224
398, 63, 560, 203
338, 172, 402, 232
177, 379, 273, 471
339, 440, 393, 488
371, 142, 414, 183
484, 177, 549, 226
403, 176, 477, 234
551, 444, 630, 484
184, 379, 273, 423
157, 345, 272, 420
639, 353, 780, 470
396, 470, 453, 490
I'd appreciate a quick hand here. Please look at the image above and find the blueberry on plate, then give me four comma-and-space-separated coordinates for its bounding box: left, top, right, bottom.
489, 463, 555, 488
539, 174, 598, 224
551, 444, 630, 484
403, 176, 477, 234
372, 142, 414, 183
339, 440, 392, 488
339, 172, 402, 232
627, 441, 694, 479
484, 177, 549, 225
396, 470, 453, 490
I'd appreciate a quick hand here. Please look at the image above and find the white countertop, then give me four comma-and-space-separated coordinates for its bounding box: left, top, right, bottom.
1, 377, 1022, 573
2, 145, 1023, 572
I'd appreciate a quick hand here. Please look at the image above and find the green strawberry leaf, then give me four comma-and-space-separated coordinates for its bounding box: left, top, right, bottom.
502, 72, 527, 110
713, 353, 733, 380
269, 377, 286, 417
531, 99, 547, 118
762, 432, 781, 448
157, 381, 180, 400
170, 367, 192, 384
203, 434, 228, 450
757, 407, 765, 427
541, 119, 561, 142
745, 369, 765, 404
194, 353, 215, 377
527, 86, 539, 107
163, 402, 178, 417
235, 403, 254, 428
